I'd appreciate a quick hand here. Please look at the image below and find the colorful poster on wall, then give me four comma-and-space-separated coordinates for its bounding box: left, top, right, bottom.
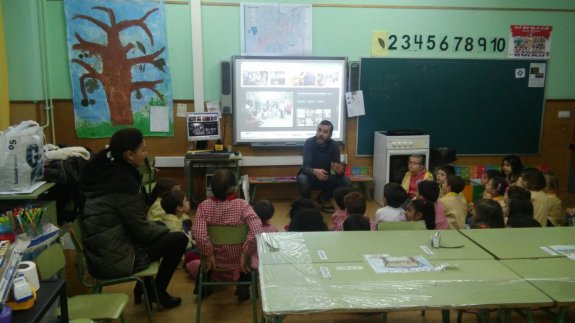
240, 3, 312, 56
64, 0, 173, 138
508, 25, 552, 59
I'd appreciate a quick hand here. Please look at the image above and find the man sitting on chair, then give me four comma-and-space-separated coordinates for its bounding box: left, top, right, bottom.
297, 120, 351, 212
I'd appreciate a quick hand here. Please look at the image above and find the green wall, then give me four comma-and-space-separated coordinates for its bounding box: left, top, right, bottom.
5, 0, 575, 101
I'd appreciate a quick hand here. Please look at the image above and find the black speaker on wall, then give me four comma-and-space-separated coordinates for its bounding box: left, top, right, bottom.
348, 61, 360, 92
221, 60, 232, 114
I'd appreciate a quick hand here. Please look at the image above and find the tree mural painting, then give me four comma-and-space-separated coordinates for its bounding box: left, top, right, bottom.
70, 6, 167, 126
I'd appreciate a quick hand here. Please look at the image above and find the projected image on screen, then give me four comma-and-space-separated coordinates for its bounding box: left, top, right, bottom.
233, 56, 347, 146
244, 91, 293, 128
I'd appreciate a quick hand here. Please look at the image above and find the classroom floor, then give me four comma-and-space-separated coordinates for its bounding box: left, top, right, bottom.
99, 199, 574, 322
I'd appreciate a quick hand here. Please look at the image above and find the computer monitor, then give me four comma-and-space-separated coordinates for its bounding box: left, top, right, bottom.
186, 111, 221, 150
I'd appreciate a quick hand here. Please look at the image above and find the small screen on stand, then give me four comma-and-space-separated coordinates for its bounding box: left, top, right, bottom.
187, 111, 221, 150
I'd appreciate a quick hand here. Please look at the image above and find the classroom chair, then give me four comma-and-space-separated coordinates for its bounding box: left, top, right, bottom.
195, 225, 258, 323
68, 220, 161, 323
35, 242, 129, 322
377, 221, 427, 231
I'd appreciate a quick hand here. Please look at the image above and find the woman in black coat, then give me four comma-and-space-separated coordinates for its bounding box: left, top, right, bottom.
80, 128, 187, 309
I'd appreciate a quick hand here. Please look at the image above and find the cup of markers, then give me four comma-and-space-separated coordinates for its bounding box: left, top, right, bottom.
0, 207, 47, 239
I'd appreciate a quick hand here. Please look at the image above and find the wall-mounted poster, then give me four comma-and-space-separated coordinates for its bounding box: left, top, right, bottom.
241, 3, 312, 56
508, 25, 552, 59
64, 0, 173, 138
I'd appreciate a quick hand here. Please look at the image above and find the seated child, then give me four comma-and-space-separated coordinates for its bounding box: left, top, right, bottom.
148, 177, 183, 222
330, 186, 353, 231
160, 190, 190, 235
507, 214, 542, 228
375, 182, 407, 223
502, 155, 523, 186
480, 169, 505, 188
505, 186, 535, 227
343, 191, 374, 231
519, 168, 549, 227
401, 154, 433, 199
439, 175, 468, 229
471, 198, 504, 229
544, 172, 564, 226
288, 208, 328, 232
435, 165, 455, 186
192, 169, 262, 302
343, 215, 371, 231
484, 176, 508, 208
565, 208, 575, 226
285, 198, 315, 231
251, 200, 278, 269
253, 199, 279, 233
405, 199, 436, 229
417, 180, 449, 229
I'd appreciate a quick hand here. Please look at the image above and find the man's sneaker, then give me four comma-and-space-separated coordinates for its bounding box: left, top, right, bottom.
316, 196, 335, 213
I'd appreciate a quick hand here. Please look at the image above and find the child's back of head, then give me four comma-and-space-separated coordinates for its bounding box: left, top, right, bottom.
343, 214, 371, 231
160, 190, 186, 216
417, 181, 440, 203
334, 186, 353, 210
344, 192, 366, 215
211, 169, 238, 200
444, 175, 465, 194
288, 208, 328, 232
289, 198, 315, 219
407, 199, 436, 229
383, 182, 408, 208
149, 177, 179, 205
472, 198, 504, 228
253, 199, 275, 223
417, 180, 440, 202
521, 168, 546, 191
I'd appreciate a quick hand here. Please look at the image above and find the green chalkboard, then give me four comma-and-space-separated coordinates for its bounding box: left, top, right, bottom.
357, 58, 546, 156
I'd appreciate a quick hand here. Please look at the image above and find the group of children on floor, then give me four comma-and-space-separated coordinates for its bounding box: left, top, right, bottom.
142, 155, 573, 302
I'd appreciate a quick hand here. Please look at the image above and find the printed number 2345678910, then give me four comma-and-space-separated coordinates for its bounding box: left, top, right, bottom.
379, 34, 506, 53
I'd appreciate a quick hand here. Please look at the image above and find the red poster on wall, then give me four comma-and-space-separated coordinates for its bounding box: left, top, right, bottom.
508, 25, 552, 59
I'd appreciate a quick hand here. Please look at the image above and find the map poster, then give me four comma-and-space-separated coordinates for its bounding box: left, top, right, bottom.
508, 25, 552, 59
241, 3, 312, 56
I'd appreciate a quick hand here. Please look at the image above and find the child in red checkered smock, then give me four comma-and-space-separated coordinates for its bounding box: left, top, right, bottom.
330, 186, 352, 231
192, 169, 262, 301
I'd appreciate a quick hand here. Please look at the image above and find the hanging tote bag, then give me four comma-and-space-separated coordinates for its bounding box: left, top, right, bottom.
0, 121, 44, 192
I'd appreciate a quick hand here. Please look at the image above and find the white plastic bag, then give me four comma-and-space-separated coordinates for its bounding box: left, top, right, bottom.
0, 121, 44, 192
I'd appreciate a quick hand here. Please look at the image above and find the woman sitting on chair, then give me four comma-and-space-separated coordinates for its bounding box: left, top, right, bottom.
79, 128, 188, 309
192, 168, 262, 301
